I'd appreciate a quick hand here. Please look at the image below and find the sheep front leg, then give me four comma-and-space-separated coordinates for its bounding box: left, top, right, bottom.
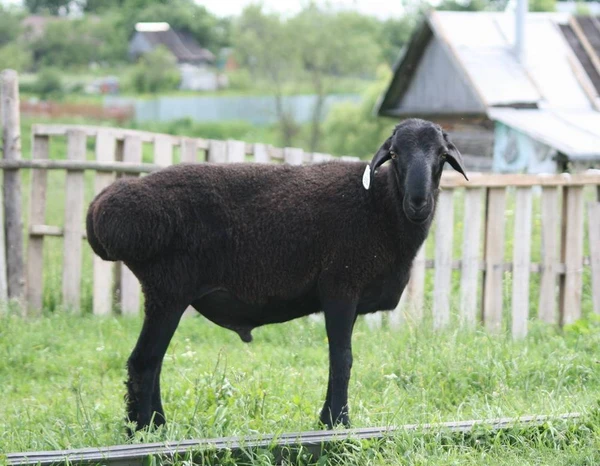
126, 295, 186, 435
320, 299, 357, 428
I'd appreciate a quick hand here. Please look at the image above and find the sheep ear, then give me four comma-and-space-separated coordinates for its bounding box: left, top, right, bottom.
369, 136, 393, 185
443, 132, 468, 181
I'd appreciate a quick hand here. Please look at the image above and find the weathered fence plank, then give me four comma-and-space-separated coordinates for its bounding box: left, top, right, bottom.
433, 189, 454, 329
511, 187, 533, 339
589, 202, 600, 315
62, 130, 86, 312
26, 135, 49, 313
227, 140, 246, 163
92, 132, 116, 316
460, 188, 483, 326
180, 138, 198, 164
154, 136, 173, 166
559, 186, 584, 325
208, 140, 227, 163
1, 69, 24, 305
539, 186, 560, 324
392, 245, 426, 328
284, 147, 304, 166
482, 188, 506, 332
253, 143, 270, 163
119, 135, 142, 316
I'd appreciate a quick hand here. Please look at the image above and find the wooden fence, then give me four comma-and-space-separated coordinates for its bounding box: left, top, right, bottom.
2, 70, 600, 338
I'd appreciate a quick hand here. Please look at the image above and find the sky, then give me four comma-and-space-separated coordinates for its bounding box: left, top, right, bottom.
196, 0, 406, 19
0, 0, 408, 19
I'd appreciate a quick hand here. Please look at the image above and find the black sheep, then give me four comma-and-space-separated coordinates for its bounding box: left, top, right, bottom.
86, 118, 468, 433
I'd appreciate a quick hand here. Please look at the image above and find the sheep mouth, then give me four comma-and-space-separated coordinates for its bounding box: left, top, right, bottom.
405, 211, 431, 224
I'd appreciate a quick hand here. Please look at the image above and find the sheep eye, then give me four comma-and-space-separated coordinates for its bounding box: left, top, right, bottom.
390, 150, 397, 159
441, 152, 448, 159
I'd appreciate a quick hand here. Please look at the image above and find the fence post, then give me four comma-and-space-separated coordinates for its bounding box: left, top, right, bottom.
588, 201, 600, 315
26, 134, 50, 314
432, 188, 454, 329
559, 185, 584, 325
460, 188, 484, 327
1, 70, 24, 307
119, 135, 142, 316
62, 129, 86, 313
92, 132, 116, 316
511, 187, 533, 339
538, 186, 560, 324
482, 187, 506, 332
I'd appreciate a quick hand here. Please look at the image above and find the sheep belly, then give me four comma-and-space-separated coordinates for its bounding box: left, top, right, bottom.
191, 288, 321, 343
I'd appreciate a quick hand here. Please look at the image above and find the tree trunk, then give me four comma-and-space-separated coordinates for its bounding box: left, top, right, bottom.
309, 72, 325, 152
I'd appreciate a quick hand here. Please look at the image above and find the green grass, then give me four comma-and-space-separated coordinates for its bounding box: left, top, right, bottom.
1, 312, 600, 464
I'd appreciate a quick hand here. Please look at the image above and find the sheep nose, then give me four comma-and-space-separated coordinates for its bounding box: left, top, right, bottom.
409, 197, 428, 212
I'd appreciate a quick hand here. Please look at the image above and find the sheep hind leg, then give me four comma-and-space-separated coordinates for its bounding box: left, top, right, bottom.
126, 296, 186, 435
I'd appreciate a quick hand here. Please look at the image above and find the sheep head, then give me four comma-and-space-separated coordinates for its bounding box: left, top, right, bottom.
368, 118, 467, 225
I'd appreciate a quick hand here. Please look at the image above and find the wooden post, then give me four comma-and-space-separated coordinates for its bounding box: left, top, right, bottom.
180, 138, 198, 164
511, 187, 532, 339
62, 130, 86, 312
283, 147, 304, 166
433, 189, 454, 329
120, 135, 142, 316
559, 186, 584, 326
208, 140, 227, 163
460, 188, 483, 327
227, 140, 246, 163
253, 143, 270, 163
1, 70, 24, 306
588, 201, 600, 315
538, 187, 560, 324
92, 132, 116, 316
153, 136, 173, 166
482, 188, 506, 332
26, 134, 50, 314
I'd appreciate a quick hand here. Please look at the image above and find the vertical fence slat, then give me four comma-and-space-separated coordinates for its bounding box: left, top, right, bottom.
559, 186, 584, 325
208, 140, 227, 163
62, 130, 86, 312
154, 136, 173, 166
180, 138, 198, 164
120, 135, 142, 315
1, 70, 24, 305
539, 186, 560, 324
511, 187, 533, 339
391, 245, 426, 328
284, 147, 304, 166
92, 132, 116, 316
433, 189, 454, 329
26, 135, 49, 313
253, 143, 270, 163
460, 188, 483, 327
227, 140, 246, 163
482, 187, 506, 332
588, 202, 600, 315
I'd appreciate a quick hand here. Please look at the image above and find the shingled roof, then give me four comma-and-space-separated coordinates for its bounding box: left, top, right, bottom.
130, 23, 215, 64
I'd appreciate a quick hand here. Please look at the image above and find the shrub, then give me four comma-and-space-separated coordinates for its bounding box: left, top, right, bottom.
34, 68, 64, 100
128, 46, 180, 94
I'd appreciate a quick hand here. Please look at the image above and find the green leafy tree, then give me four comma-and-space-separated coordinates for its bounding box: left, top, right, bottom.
288, 4, 381, 151
0, 7, 23, 47
128, 45, 180, 94
0, 43, 34, 73
322, 66, 396, 158
24, 0, 72, 14
530, 0, 556, 11
233, 5, 301, 146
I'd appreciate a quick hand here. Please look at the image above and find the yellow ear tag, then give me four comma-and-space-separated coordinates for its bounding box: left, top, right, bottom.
362, 164, 371, 190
